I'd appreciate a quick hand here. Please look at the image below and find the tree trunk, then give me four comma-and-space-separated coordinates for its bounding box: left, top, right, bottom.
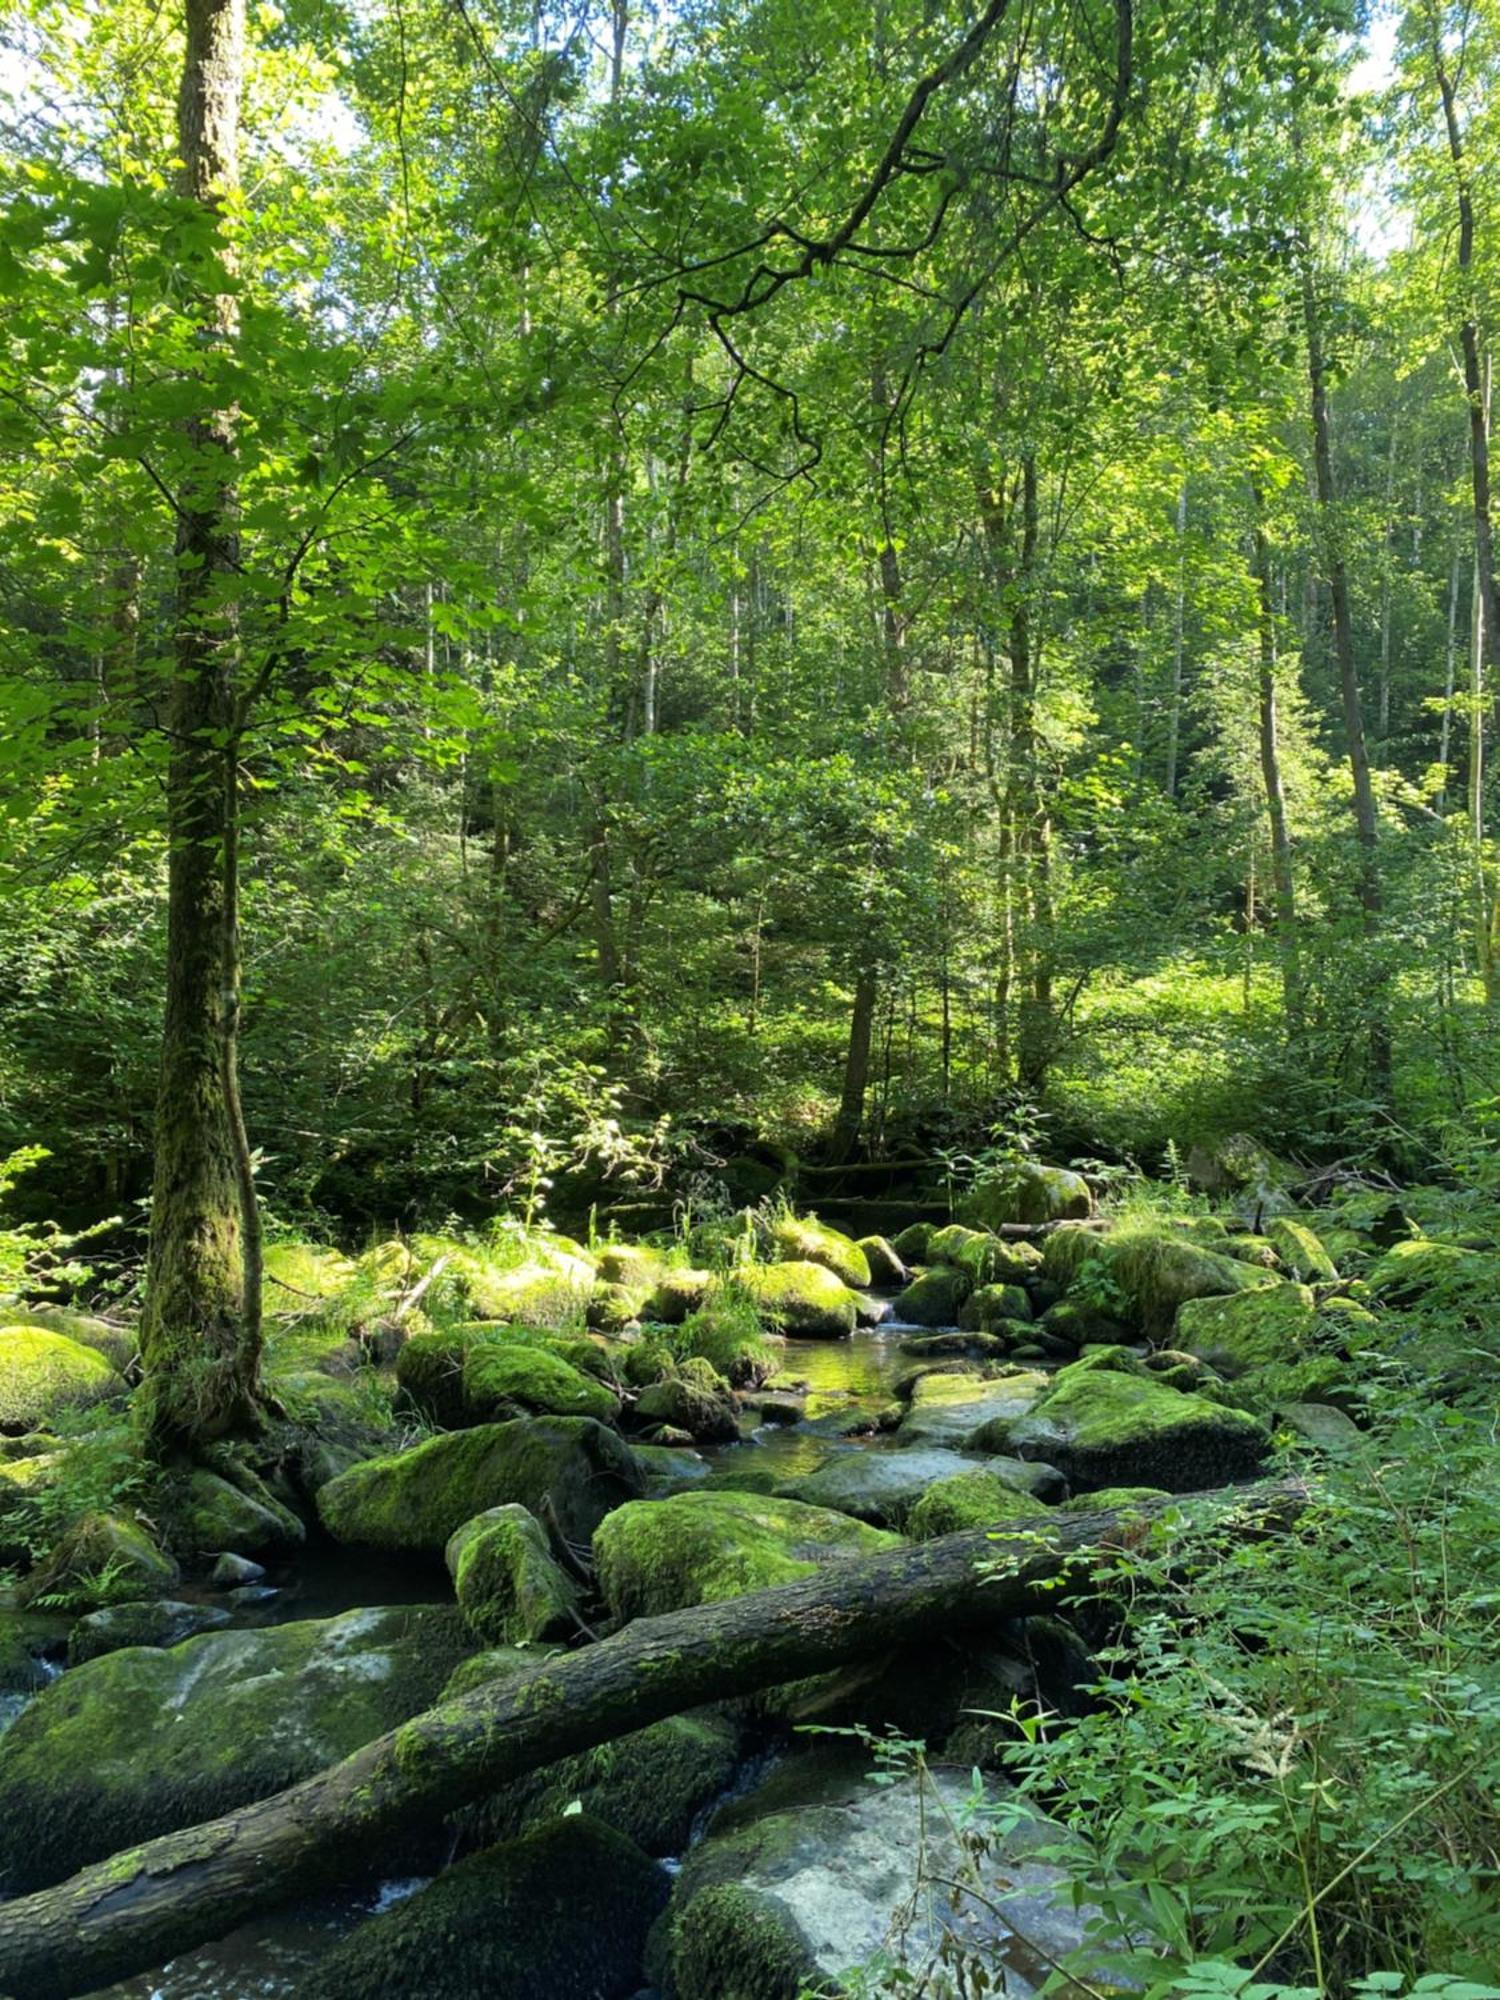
138, 0, 261, 1454
1300, 247, 1391, 1105
832, 965, 879, 1158
1251, 495, 1302, 1034
1165, 479, 1187, 798
0, 1482, 1304, 2000
1428, 21, 1500, 716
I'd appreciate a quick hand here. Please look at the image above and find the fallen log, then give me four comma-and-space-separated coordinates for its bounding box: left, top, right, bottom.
0, 1478, 1305, 1999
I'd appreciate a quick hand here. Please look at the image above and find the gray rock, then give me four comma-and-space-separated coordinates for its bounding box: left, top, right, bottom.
777, 1446, 1061, 1528
67, 1599, 232, 1666
894, 1368, 1049, 1449
210, 1552, 265, 1589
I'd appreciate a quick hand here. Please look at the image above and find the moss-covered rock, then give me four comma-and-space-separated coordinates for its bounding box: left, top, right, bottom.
635, 1357, 740, 1443
927, 1225, 1043, 1289
445, 1503, 579, 1645
318, 1417, 646, 1554
0, 1605, 469, 1892
892, 1265, 972, 1327
957, 1282, 1032, 1331
465, 1261, 593, 1330
461, 1340, 620, 1424
1174, 1282, 1317, 1378
164, 1465, 305, 1557
66, 1598, 230, 1666
0, 1606, 69, 1695
1038, 1298, 1132, 1347
0, 1450, 58, 1564
16, 1509, 178, 1612
1047, 1224, 1278, 1336
635, 1441, 711, 1494
645, 1266, 716, 1323
0, 1304, 135, 1374
895, 1367, 1049, 1450
1058, 1484, 1170, 1513
891, 1222, 936, 1263
958, 1163, 1093, 1229
262, 1240, 356, 1315
899, 1329, 1015, 1363
588, 1280, 645, 1333
0, 1327, 122, 1434
593, 1489, 897, 1621
777, 1445, 1057, 1528
303, 1815, 669, 2000
459, 1708, 744, 1856
738, 1261, 857, 1338
768, 1215, 871, 1289
1366, 1237, 1490, 1304
999, 1359, 1269, 1491
857, 1235, 907, 1287
907, 1468, 1049, 1539
595, 1242, 667, 1294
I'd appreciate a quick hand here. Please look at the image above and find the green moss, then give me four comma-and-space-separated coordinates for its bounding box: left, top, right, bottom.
635, 1356, 740, 1442
646, 1267, 716, 1323
462, 1341, 619, 1423
892, 1265, 972, 1326
1001, 1360, 1269, 1491
588, 1280, 644, 1332
445, 1503, 579, 1645
896, 1367, 1049, 1449
458, 1709, 743, 1855
1174, 1282, 1317, 1377
303, 1815, 670, 2000
0, 1450, 58, 1563
163, 1465, 305, 1557
592, 1489, 897, 1621
0, 1605, 470, 1893
262, 1241, 356, 1314
0, 1305, 135, 1374
1058, 1485, 1170, 1513
16, 1509, 178, 1612
668, 1881, 822, 2000
768, 1215, 871, 1289
907, 1468, 1046, 1540
958, 1163, 1093, 1230
0, 1328, 121, 1433
891, 1222, 935, 1263
737, 1261, 857, 1338
595, 1243, 667, 1292
957, 1282, 1032, 1331
439, 1644, 557, 1700
317, 1417, 646, 1553
1366, 1237, 1488, 1304
67, 1599, 230, 1666
856, 1235, 907, 1287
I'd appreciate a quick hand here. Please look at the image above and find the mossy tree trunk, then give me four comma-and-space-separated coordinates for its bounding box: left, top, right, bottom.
1251, 490, 1302, 1037
138, 0, 262, 1454
0, 1481, 1305, 1998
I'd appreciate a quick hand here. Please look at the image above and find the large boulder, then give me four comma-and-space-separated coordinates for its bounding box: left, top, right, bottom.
958, 1163, 1093, 1230
958, 1282, 1032, 1330
67, 1598, 231, 1666
317, 1417, 645, 1554
634, 1357, 741, 1443
895, 1368, 1049, 1449
461, 1340, 619, 1424
302, 1815, 669, 2000
163, 1464, 305, 1557
1174, 1282, 1317, 1378
0, 1304, 135, 1374
738, 1261, 858, 1338
644, 1267, 715, 1323
999, 1356, 1269, 1491
777, 1446, 1060, 1529
655, 1755, 1104, 2000
0, 1604, 469, 1890
768, 1215, 871, 1289
0, 1327, 122, 1434
892, 1265, 972, 1326
592, 1490, 897, 1622
1046, 1224, 1278, 1336
857, 1235, 908, 1287
446, 1504, 580, 1645
928, 1224, 1043, 1287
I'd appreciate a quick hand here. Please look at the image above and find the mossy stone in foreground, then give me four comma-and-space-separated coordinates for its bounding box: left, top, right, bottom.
303, 1815, 669, 2000
164, 1465, 305, 1556
0, 1327, 122, 1433
958, 1281, 1032, 1330
768, 1215, 871, 1289
635, 1356, 740, 1442
16, 1509, 178, 1612
0, 1604, 469, 1891
1174, 1281, 1317, 1378
857, 1234, 907, 1287
317, 1416, 646, 1553
907, 1467, 1049, 1540
593, 1488, 897, 1621
737, 1261, 858, 1337
891, 1221, 935, 1262
445, 1503, 579, 1645
1002, 1360, 1269, 1491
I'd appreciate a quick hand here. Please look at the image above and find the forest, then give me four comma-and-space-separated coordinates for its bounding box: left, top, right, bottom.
1, 0, 1500, 1994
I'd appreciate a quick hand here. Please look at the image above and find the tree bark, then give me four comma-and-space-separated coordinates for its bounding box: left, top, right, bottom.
138, 0, 261, 1453
832, 965, 879, 1158
1251, 493, 1302, 1034
1300, 247, 1391, 1105
0, 1481, 1304, 1999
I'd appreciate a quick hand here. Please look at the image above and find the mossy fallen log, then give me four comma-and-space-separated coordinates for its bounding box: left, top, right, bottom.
0, 1478, 1306, 2000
